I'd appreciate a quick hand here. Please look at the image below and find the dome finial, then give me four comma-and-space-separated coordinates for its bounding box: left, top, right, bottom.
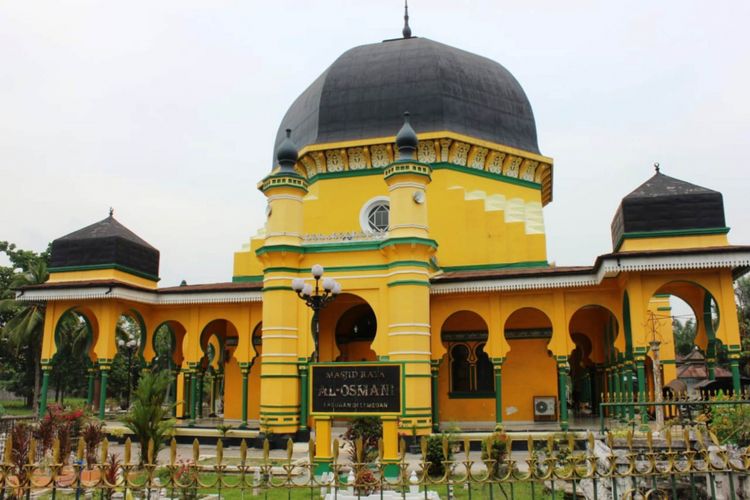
396, 111, 418, 160
109, 207, 114, 218
402, 0, 412, 39
276, 128, 298, 172
654, 162, 660, 174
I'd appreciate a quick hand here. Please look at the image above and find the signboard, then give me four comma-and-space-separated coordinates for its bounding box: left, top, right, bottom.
311, 363, 402, 415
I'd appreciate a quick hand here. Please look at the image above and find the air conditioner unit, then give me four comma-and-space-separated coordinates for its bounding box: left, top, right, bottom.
533, 396, 557, 422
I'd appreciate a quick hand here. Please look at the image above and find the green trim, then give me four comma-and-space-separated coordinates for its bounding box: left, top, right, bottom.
261, 422, 301, 428
614, 227, 730, 251
260, 260, 430, 275
256, 238, 437, 256
308, 168, 382, 184
49, 263, 159, 282
656, 306, 672, 311
387, 280, 431, 288
659, 359, 675, 365
232, 275, 263, 283
381, 237, 438, 250
301, 161, 543, 189
448, 391, 495, 399
432, 162, 542, 189
406, 407, 432, 411
654, 293, 671, 298
261, 286, 293, 292
441, 260, 549, 272
404, 374, 431, 378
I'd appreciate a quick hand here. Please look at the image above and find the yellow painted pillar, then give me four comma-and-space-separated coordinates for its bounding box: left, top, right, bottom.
717, 269, 743, 393
175, 368, 186, 418
381, 416, 400, 479
257, 139, 308, 436
383, 136, 434, 434
312, 416, 332, 475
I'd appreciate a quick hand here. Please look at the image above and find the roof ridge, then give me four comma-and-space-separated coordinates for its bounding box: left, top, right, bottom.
57, 216, 157, 250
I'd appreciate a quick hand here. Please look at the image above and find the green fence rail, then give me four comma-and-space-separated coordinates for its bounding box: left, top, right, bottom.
1, 429, 750, 499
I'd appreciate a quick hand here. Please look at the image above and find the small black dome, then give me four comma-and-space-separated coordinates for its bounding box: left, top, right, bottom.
276, 129, 299, 171
50, 215, 160, 279
273, 37, 539, 166
611, 172, 726, 250
395, 112, 418, 160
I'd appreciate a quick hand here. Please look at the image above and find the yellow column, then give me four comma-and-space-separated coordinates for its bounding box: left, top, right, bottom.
383, 149, 434, 434
381, 416, 400, 479
257, 156, 308, 435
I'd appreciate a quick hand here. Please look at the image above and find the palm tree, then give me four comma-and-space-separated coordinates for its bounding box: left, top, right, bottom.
0, 259, 48, 411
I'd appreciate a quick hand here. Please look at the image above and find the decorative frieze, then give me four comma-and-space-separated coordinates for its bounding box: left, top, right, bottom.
289, 134, 554, 204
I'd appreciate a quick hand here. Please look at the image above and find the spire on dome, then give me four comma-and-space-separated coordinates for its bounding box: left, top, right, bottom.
402, 0, 412, 39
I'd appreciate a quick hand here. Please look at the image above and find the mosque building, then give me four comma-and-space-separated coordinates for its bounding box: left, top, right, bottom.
20, 13, 750, 440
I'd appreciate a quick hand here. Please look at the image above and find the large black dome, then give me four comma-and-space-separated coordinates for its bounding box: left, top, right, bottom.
273, 37, 539, 166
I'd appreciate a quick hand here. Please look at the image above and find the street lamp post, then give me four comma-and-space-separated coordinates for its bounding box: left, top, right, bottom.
291, 264, 342, 362
117, 338, 138, 409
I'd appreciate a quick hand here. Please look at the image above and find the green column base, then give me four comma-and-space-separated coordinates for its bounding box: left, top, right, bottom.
381, 461, 401, 480
313, 458, 333, 476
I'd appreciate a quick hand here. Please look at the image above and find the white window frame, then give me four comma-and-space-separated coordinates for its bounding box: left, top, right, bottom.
359, 196, 390, 234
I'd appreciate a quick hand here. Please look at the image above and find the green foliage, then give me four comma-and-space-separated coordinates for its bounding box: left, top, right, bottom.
342, 416, 382, 464
737, 277, 750, 369
0, 245, 49, 410
672, 318, 697, 356
121, 370, 175, 464
81, 420, 107, 468
425, 433, 452, 477
481, 430, 509, 477
709, 393, 750, 447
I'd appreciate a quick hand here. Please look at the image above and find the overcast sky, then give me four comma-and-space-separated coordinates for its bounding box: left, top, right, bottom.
1, 1, 749, 290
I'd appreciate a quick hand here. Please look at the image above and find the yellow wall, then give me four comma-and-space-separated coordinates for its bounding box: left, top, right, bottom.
502, 339, 557, 421
619, 233, 728, 252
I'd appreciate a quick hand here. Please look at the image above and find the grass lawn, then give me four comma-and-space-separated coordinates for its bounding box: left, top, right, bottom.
0, 397, 88, 417
0, 399, 34, 416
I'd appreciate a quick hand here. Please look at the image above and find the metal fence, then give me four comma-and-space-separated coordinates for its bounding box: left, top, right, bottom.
1, 429, 749, 500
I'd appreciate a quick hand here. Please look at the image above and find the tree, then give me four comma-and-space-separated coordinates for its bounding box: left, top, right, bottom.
0, 248, 49, 411
736, 276, 750, 372
672, 317, 696, 357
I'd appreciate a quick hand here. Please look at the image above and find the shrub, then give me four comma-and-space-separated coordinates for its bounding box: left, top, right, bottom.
121, 371, 175, 464
481, 431, 509, 477
343, 417, 382, 464
709, 394, 750, 447
10, 422, 34, 486
103, 453, 121, 499
81, 420, 106, 468
424, 433, 453, 477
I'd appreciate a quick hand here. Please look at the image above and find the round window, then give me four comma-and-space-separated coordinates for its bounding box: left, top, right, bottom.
360, 197, 390, 233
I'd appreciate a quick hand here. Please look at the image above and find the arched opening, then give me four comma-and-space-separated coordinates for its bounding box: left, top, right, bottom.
318, 294, 377, 362
112, 311, 146, 410
568, 305, 619, 418
503, 308, 555, 423
437, 310, 493, 428
51, 309, 94, 405
198, 319, 240, 421
151, 320, 186, 414
648, 281, 728, 395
